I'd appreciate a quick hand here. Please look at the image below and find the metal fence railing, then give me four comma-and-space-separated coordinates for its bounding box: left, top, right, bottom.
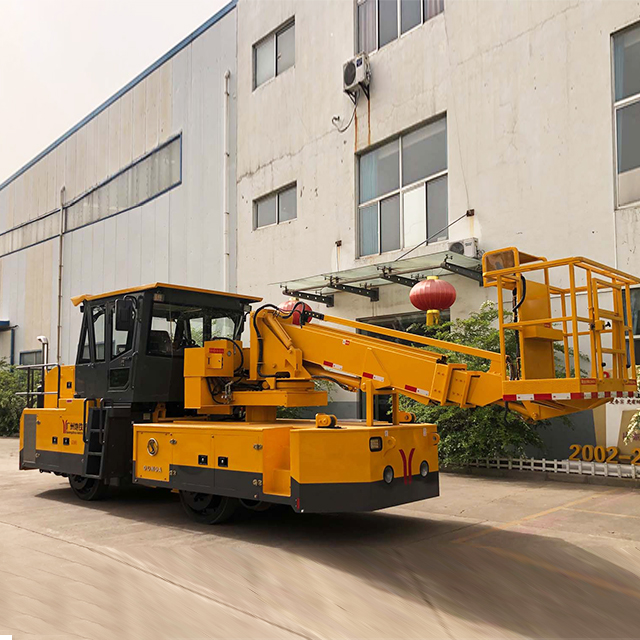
469, 457, 640, 480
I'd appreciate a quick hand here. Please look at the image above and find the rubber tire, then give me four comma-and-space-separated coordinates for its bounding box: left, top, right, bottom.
239, 498, 271, 512
69, 475, 108, 501
179, 491, 239, 524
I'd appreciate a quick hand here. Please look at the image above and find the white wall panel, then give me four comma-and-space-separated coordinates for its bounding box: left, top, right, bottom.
79, 225, 94, 297
107, 101, 121, 178
75, 126, 87, 198
102, 216, 117, 294
13, 174, 25, 227
5, 182, 15, 232
140, 200, 156, 284
154, 195, 170, 282
64, 134, 78, 202
45, 150, 57, 214
35, 158, 48, 220
55, 144, 66, 209
158, 62, 173, 142
24, 164, 35, 222
119, 90, 134, 168
132, 80, 147, 161
95, 109, 109, 185
91, 224, 105, 296
126, 206, 142, 288
84, 118, 97, 193
0, 189, 6, 236
114, 210, 129, 292
145, 70, 160, 152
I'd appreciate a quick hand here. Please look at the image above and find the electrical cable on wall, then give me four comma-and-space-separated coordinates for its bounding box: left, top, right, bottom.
332, 90, 359, 133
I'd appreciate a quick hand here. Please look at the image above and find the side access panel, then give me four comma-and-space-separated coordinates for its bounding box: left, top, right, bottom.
22, 414, 37, 465
132, 423, 291, 504
19, 406, 85, 475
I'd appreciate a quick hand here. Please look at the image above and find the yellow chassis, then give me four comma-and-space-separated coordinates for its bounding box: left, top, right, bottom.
133, 419, 440, 513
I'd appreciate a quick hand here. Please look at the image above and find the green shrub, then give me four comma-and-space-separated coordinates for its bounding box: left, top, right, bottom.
0, 360, 27, 436
398, 302, 548, 466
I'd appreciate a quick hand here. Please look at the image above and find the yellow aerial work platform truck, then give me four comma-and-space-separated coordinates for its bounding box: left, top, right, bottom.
18, 248, 640, 523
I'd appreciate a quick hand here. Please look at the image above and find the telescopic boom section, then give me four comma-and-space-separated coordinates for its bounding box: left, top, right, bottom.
243, 247, 639, 423
251, 308, 504, 423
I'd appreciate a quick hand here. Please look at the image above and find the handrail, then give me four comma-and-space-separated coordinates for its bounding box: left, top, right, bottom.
485, 255, 640, 285
15, 362, 62, 408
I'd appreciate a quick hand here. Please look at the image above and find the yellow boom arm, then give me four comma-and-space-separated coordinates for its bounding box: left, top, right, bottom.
185, 248, 639, 422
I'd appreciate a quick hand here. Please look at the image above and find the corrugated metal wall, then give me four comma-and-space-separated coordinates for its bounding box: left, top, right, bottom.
0, 7, 237, 364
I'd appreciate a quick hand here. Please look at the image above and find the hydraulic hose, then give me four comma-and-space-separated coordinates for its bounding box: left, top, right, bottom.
252, 302, 309, 379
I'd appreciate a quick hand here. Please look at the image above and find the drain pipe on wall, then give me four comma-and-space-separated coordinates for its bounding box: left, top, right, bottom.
222, 70, 231, 292
56, 186, 65, 363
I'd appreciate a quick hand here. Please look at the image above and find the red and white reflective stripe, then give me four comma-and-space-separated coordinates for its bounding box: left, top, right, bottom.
323, 360, 343, 371
363, 371, 385, 382
209, 347, 225, 354
342, 339, 351, 346
503, 391, 636, 402
404, 384, 430, 397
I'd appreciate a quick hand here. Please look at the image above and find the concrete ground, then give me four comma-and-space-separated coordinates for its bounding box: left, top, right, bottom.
2, 438, 640, 639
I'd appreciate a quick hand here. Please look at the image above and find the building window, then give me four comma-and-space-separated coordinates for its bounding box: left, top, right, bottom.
254, 20, 295, 89
254, 184, 297, 228
358, 117, 447, 257
357, 0, 444, 54
614, 24, 640, 207
19, 350, 43, 366
65, 135, 181, 234
623, 288, 640, 364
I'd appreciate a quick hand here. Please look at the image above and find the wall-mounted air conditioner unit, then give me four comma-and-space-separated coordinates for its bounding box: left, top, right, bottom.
446, 238, 479, 259
343, 53, 371, 97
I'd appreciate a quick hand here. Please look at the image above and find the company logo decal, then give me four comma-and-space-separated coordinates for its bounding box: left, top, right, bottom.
62, 420, 83, 434
147, 438, 159, 456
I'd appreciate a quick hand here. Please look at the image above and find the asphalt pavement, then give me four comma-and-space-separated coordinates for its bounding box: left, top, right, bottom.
2, 437, 640, 639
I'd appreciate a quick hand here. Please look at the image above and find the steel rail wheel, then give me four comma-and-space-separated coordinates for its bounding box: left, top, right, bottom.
69, 475, 108, 501
179, 491, 239, 524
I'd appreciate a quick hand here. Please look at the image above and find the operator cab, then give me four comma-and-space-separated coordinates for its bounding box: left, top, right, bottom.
71, 284, 261, 407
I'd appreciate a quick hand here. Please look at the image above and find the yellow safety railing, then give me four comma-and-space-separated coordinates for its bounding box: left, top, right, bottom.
482, 247, 639, 386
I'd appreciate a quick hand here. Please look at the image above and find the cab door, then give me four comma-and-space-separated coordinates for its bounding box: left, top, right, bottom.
74, 303, 108, 399
106, 299, 137, 395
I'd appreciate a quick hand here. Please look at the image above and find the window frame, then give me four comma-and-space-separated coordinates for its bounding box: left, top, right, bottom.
19, 350, 43, 366
613, 22, 640, 210
356, 0, 444, 55
253, 18, 295, 90
357, 118, 448, 257
621, 285, 640, 367
254, 183, 298, 229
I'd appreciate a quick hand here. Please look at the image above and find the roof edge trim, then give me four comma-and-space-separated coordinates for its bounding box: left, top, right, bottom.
71, 282, 262, 306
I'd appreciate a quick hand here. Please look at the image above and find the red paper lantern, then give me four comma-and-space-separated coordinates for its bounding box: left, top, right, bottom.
278, 299, 313, 326
409, 278, 457, 311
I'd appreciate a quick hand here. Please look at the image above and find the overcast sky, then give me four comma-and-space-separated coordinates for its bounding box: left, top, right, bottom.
0, 0, 228, 183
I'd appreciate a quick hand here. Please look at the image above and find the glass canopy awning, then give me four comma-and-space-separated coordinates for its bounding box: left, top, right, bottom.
275, 249, 483, 307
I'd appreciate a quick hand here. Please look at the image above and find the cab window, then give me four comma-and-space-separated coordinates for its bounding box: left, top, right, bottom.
78, 321, 91, 363
93, 306, 106, 362
111, 305, 134, 357
148, 302, 241, 357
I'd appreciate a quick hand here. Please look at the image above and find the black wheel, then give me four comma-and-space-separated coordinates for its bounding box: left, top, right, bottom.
69, 475, 108, 501
239, 498, 271, 512
179, 491, 239, 524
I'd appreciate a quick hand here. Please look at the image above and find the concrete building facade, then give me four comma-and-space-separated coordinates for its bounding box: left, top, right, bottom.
1, 0, 640, 439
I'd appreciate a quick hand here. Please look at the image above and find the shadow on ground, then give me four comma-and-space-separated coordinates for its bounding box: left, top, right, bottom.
38, 483, 640, 639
